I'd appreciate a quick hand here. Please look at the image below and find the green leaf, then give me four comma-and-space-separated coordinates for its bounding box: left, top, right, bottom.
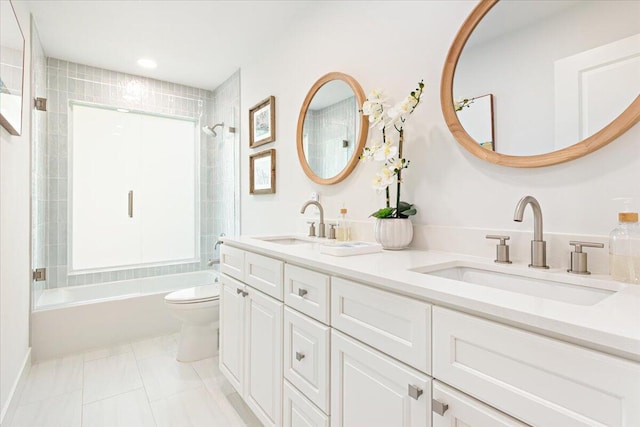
397, 201, 417, 217
370, 207, 394, 218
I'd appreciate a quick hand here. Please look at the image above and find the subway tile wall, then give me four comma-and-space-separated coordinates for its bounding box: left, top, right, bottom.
209, 70, 240, 258
305, 96, 357, 178
40, 58, 238, 289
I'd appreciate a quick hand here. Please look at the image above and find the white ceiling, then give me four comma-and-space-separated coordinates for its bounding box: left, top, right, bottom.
25, 1, 320, 91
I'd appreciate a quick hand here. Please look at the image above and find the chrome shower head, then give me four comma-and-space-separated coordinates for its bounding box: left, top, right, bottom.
202, 122, 224, 138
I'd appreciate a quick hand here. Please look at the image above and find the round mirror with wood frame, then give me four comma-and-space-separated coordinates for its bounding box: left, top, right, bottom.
441, 0, 640, 168
297, 72, 368, 184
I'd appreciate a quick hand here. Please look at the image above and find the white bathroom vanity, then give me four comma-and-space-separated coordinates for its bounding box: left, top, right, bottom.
219, 236, 640, 427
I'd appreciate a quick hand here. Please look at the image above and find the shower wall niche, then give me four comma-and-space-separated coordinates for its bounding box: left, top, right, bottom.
33, 57, 239, 291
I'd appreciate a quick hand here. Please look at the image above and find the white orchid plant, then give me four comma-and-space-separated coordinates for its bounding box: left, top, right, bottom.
360, 81, 424, 219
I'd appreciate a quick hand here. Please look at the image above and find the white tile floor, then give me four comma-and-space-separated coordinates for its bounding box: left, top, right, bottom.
6, 334, 262, 427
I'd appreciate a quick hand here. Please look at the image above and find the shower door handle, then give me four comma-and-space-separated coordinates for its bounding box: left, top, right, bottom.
128, 191, 133, 218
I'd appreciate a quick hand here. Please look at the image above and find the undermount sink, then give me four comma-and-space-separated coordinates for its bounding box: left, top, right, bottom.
253, 236, 314, 245
413, 263, 621, 306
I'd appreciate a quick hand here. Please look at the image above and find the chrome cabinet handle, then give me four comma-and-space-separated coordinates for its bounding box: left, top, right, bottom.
432, 399, 449, 416
236, 288, 248, 297
408, 384, 423, 400
295, 351, 305, 361
298, 288, 308, 297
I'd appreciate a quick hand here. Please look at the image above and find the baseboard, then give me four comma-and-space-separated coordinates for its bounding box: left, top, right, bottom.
0, 347, 31, 427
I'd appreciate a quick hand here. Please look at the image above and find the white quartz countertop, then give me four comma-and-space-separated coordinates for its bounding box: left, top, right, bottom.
223, 235, 640, 362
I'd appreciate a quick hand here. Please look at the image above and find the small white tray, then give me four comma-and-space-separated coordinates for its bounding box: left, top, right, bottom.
319, 241, 383, 257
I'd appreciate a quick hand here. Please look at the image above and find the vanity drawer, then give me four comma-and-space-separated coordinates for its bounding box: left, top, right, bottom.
284, 264, 330, 324
284, 307, 330, 413
220, 245, 245, 281
432, 380, 528, 427
283, 380, 329, 427
244, 251, 284, 300
432, 307, 640, 427
330, 277, 431, 374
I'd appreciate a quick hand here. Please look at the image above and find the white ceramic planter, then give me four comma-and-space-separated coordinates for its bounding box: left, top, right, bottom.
374, 218, 413, 250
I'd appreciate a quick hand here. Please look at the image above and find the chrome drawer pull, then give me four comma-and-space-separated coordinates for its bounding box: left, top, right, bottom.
236, 288, 243, 294
298, 288, 308, 297
408, 384, 423, 400
236, 288, 248, 297
432, 399, 449, 416
295, 351, 305, 361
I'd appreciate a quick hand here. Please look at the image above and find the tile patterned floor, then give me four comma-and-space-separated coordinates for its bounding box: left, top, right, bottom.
6, 334, 262, 427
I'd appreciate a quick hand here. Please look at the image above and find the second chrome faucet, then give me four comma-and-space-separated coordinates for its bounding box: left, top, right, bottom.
513, 195, 549, 269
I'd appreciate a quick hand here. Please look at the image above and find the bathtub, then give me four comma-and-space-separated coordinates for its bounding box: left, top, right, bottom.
31, 270, 218, 361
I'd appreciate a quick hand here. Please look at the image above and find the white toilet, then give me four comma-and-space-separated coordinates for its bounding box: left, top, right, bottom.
164, 284, 220, 362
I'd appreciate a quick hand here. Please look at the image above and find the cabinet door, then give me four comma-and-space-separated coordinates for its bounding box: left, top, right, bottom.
331, 330, 431, 427
219, 275, 245, 394
284, 307, 330, 413
432, 381, 529, 427
433, 307, 640, 427
331, 278, 431, 373
244, 287, 283, 427
284, 380, 330, 427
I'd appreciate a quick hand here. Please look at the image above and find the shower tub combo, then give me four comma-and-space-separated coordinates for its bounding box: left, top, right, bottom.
31, 270, 217, 361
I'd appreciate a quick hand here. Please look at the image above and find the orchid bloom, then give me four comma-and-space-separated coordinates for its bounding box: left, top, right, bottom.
372, 166, 395, 190
373, 141, 398, 162
359, 139, 382, 161
388, 158, 406, 174
362, 89, 388, 129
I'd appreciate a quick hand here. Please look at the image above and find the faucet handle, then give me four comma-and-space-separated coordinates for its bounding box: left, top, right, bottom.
486, 235, 512, 264
567, 241, 604, 275
328, 224, 336, 240
307, 221, 316, 237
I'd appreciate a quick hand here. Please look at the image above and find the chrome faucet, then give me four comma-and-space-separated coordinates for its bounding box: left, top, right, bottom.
214, 233, 225, 250
300, 201, 325, 238
208, 233, 225, 266
513, 195, 549, 269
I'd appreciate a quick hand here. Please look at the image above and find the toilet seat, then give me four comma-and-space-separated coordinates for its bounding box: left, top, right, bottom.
165, 284, 220, 304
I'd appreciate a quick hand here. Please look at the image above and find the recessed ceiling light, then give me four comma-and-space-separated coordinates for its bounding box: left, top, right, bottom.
137, 58, 157, 69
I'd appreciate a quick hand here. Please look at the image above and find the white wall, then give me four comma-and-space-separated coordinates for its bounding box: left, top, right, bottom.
240, 1, 640, 246
0, 0, 32, 422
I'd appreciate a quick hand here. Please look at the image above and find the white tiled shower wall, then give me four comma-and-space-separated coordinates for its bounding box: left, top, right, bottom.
38, 58, 238, 288
209, 71, 240, 258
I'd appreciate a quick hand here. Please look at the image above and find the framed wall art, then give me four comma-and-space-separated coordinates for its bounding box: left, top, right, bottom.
0, 0, 26, 135
249, 149, 276, 194
249, 96, 275, 147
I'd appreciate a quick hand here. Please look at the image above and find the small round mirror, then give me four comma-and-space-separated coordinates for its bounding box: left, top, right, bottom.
297, 72, 368, 184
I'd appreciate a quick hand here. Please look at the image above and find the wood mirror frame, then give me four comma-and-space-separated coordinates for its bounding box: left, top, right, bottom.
296, 72, 368, 184
441, 0, 640, 168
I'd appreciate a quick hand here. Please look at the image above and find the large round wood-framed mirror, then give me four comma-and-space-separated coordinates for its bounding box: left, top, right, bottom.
441, 0, 640, 168
297, 72, 368, 184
